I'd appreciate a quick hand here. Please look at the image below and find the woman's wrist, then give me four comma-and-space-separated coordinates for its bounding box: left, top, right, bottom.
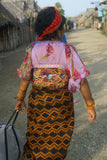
17, 88, 26, 101
84, 99, 95, 110
17, 93, 25, 101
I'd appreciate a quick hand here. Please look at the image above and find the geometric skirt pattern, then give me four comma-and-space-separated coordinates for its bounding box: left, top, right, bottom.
23, 85, 74, 160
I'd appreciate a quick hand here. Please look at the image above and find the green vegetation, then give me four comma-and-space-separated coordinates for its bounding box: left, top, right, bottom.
59, 8, 64, 16
55, 2, 62, 9
35, 1, 38, 5
101, 30, 106, 35
66, 17, 70, 22
102, 8, 107, 12
55, 2, 64, 16
85, 15, 88, 18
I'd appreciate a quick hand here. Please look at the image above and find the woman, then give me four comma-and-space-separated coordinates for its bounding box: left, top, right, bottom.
15, 7, 96, 160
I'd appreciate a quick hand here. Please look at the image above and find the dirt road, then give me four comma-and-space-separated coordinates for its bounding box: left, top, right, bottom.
0, 28, 107, 160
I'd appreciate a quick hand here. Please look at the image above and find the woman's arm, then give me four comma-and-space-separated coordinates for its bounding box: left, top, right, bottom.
80, 78, 96, 121
15, 79, 30, 113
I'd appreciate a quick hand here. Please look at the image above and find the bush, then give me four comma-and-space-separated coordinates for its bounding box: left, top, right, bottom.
101, 30, 106, 35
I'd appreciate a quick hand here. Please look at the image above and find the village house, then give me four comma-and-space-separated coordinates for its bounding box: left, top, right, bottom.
92, 8, 98, 29
0, 3, 17, 53
0, 0, 40, 53
99, 0, 107, 35
79, 8, 96, 28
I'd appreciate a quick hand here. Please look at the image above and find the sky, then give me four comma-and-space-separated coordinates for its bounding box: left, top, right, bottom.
36, 0, 99, 17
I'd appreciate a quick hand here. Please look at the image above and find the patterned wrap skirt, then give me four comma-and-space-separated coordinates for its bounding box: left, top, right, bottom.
23, 85, 74, 160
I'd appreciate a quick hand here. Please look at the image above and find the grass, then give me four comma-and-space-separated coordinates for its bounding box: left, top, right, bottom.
101, 30, 106, 35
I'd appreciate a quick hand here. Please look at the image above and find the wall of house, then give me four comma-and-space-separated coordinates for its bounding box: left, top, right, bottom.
17, 23, 31, 46
104, 15, 107, 36
0, 25, 18, 52
0, 23, 31, 53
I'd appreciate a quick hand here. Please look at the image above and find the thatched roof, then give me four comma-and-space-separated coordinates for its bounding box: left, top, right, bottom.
0, 3, 16, 27
92, 11, 98, 18
1, 0, 41, 20
70, 14, 83, 23
1, 1, 24, 19
79, 8, 95, 27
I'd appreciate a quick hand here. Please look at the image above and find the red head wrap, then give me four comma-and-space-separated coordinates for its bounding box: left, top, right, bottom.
37, 7, 62, 41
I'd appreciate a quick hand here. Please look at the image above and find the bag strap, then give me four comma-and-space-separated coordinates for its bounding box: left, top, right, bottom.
6, 110, 19, 127
5, 111, 20, 160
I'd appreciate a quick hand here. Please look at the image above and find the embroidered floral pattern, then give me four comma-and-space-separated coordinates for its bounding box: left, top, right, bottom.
66, 68, 71, 78
83, 66, 90, 75
70, 85, 77, 93
46, 43, 54, 54
17, 43, 34, 81
17, 69, 21, 78
33, 68, 69, 89
24, 52, 29, 63
17, 42, 90, 93
40, 43, 54, 61
73, 68, 81, 80
65, 44, 71, 59
65, 43, 90, 92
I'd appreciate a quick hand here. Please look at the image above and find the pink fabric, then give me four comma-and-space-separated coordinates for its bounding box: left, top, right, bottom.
17, 42, 89, 93
31, 42, 89, 92
17, 43, 34, 81
31, 42, 66, 68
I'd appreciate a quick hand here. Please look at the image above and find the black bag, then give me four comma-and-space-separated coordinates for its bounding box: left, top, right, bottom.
0, 111, 24, 160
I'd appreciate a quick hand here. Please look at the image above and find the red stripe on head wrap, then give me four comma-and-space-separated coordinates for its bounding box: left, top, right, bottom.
37, 7, 62, 41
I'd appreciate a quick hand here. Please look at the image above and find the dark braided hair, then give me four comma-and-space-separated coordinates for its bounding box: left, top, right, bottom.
35, 7, 66, 40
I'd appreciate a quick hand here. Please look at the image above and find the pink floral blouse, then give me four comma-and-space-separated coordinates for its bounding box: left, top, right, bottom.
17, 42, 89, 93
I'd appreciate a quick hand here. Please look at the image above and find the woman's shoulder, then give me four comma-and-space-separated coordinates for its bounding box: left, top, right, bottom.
65, 43, 77, 52
24, 43, 35, 58
26, 43, 35, 51
28, 42, 76, 52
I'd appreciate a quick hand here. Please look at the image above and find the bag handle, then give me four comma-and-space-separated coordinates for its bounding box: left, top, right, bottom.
5, 111, 20, 160
6, 110, 19, 127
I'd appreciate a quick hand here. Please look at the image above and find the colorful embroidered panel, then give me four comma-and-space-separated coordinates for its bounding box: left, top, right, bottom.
32, 68, 69, 89
17, 42, 90, 93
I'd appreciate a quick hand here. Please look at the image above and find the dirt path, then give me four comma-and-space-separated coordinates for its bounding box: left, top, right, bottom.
0, 28, 107, 160
65, 28, 107, 160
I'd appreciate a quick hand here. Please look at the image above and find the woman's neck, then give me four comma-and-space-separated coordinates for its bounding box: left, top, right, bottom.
42, 38, 59, 42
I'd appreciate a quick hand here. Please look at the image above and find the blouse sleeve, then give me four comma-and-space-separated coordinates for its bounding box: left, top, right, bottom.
65, 44, 90, 93
17, 43, 34, 81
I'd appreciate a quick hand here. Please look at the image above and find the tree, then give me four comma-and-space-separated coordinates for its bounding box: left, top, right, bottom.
66, 17, 70, 23
55, 2, 62, 9
59, 9, 64, 16
35, 1, 38, 5
55, 2, 64, 16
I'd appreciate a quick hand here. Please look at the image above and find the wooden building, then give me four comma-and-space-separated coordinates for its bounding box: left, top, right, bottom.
0, 0, 40, 53
79, 8, 96, 28
0, 2, 36, 53
100, 0, 107, 35
0, 3, 17, 53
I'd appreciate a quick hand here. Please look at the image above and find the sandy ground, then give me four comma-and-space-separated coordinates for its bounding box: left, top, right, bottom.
0, 28, 107, 160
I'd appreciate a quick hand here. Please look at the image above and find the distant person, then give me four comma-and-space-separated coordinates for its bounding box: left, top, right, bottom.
68, 20, 72, 31
15, 7, 96, 160
34, 34, 38, 43
71, 21, 74, 29
76, 22, 78, 29
60, 33, 67, 43
67, 23, 69, 32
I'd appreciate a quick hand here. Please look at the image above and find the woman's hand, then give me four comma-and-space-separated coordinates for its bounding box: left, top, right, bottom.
87, 109, 96, 121
15, 101, 26, 114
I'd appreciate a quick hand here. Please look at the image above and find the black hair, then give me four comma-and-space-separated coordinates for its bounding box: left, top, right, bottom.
35, 7, 66, 40
58, 16, 66, 30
